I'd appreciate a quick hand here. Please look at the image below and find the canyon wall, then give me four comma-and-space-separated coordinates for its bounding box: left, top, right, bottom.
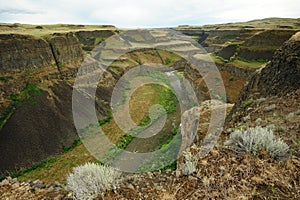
48, 33, 84, 67
0, 27, 297, 176
226, 32, 300, 125
0, 34, 56, 72
176, 28, 297, 61
0, 30, 116, 175
237, 30, 297, 60
0, 33, 84, 73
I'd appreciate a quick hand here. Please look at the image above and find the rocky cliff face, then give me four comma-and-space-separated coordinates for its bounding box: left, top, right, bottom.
75, 30, 115, 51
176, 29, 251, 53
48, 33, 84, 67
0, 30, 113, 176
0, 33, 84, 73
0, 34, 56, 72
225, 33, 300, 153
216, 63, 255, 78
176, 27, 297, 61
229, 32, 300, 112
237, 30, 297, 60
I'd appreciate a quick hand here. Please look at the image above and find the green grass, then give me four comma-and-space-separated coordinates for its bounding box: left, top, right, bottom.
156, 50, 182, 66
0, 103, 16, 129
243, 99, 253, 108
136, 133, 181, 172
100, 72, 179, 166
94, 37, 105, 45
175, 72, 184, 81
98, 110, 112, 126
57, 62, 64, 70
99, 126, 144, 163
231, 58, 266, 69
219, 34, 238, 39
138, 115, 151, 127
164, 57, 172, 65
4, 138, 85, 183
156, 86, 178, 114
62, 140, 83, 153
211, 54, 229, 64
14, 144, 97, 184
211, 54, 266, 69
0, 83, 41, 128
135, 58, 142, 65
135, 126, 181, 173
10, 158, 58, 180
115, 135, 134, 149
160, 126, 180, 149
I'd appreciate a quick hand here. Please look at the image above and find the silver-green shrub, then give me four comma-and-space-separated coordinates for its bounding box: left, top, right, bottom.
66, 162, 122, 200
224, 126, 289, 160
181, 150, 197, 175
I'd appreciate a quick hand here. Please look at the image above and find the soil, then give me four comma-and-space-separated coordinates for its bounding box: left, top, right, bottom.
101, 148, 300, 199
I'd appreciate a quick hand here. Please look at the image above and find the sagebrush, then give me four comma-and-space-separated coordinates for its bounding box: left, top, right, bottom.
66, 162, 122, 200
181, 151, 196, 175
224, 126, 289, 160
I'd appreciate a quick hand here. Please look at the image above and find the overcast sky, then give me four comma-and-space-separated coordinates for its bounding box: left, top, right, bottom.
0, 0, 299, 28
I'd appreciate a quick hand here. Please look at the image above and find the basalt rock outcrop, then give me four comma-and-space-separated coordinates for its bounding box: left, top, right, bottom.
75, 30, 116, 51
237, 30, 297, 60
0, 33, 84, 73
176, 27, 298, 61
0, 30, 113, 176
47, 33, 84, 67
0, 34, 56, 72
226, 32, 300, 124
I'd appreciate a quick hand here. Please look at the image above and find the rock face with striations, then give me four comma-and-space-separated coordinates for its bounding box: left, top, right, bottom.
0, 34, 56, 72
227, 32, 300, 124
48, 32, 84, 67
75, 30, 116, 51
237, 30, 297, 60
0, 33, 84, 73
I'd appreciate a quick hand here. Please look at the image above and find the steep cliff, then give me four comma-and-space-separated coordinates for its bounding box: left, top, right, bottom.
0, 82, 78, 174
175, 28, 252, 53
228, 32, 300, 110
176, 27, 298, 62
0, 34, 56, 72
225, 32, 300, 156
0, 30, 110, 175
47, 33, 84, 68
0, 32, 85, 118
237, 30, 297, 60
75, 30, 115, 51
0, 32, 84, 73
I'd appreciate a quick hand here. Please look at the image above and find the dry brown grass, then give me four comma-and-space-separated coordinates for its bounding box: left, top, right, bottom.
0, 23, 116, 37
101, 148, 300, 199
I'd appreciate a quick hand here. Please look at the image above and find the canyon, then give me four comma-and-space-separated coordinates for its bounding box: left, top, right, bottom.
0, 18, 299, 199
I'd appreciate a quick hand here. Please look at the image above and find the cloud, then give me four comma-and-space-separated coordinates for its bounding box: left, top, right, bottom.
0, 0, 299, 27
0, 9, 40, 15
